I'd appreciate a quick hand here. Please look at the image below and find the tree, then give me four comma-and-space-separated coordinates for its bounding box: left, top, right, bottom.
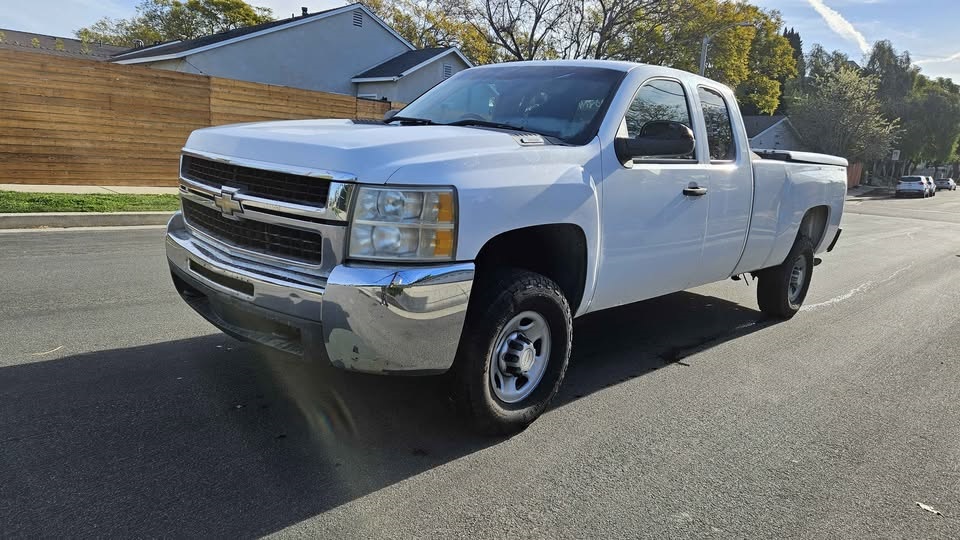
862, 40, 920, 178
782, 27, 804, 79
775, 27, 804, 113
736, 9, 796, 114
477, 0, 570, 60
865, 40, 918, 110
805, 44, 853, 82
901, 76, 960, 164
791, 66, 899, 162
75, 0, 273, 47
365, 0, 497, 64
558, 0, 687, 60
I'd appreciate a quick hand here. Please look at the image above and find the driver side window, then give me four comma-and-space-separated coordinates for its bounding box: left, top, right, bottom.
624, 79, 695, 159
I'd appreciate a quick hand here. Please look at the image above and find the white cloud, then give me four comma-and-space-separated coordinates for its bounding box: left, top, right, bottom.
805, 0, 871, 53
915, 51, 960, 65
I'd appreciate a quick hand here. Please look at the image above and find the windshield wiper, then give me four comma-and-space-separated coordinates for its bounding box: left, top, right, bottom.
445, 119, 530, 132
388, 116, 439, 125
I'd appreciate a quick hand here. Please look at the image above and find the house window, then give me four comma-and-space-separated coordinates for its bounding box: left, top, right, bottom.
358, 93, 379, 100
442, 63, 453, 79
353, 12, 363, 27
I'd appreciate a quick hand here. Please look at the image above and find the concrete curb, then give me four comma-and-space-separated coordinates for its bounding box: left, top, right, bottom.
0, 212, 175, 229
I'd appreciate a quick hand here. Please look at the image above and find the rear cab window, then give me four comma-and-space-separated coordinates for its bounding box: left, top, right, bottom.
697, 87, 736, 162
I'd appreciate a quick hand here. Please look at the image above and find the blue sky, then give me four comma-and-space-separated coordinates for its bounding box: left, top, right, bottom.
751, 0, 960, 81
2, 0, 959, 81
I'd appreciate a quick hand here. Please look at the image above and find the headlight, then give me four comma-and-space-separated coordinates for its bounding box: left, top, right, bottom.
348, 186, 457, 261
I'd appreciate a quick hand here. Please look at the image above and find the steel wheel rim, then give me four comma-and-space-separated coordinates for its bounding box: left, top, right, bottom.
489, 311, 552, 404
788, 256, 807, 305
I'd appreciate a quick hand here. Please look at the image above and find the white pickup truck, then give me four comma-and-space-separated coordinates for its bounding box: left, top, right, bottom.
166, 60, 846, 433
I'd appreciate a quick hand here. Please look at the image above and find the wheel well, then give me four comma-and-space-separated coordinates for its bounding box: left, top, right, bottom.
799, 206, 829, 249
474, 224, 588, 313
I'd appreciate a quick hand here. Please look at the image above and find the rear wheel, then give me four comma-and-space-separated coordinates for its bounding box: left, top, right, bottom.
757, 235, 814, 319
451, 269, 572, 435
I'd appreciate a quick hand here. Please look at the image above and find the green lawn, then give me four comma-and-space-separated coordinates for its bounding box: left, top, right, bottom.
0, 191, 180, 213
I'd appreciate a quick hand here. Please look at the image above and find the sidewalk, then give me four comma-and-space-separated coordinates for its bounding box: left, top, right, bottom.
0, 184, 178, 195
847, 184, 893, 201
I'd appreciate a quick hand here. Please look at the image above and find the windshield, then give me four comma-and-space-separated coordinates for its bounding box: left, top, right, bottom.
393, 65, 626, 145
901, 177, 922, 182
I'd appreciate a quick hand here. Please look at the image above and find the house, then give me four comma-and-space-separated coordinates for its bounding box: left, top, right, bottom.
743, 115, 806, 151
0, 28, 128, 60
353, 47, 472, 103
110, 3, 471, 103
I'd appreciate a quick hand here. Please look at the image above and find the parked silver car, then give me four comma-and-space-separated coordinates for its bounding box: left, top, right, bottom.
925, 177, 937, 197
934, 177, 957, 191
896, 176, 928, 198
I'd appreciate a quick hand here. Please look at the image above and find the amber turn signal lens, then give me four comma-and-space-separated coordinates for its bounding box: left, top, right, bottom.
433, 229, 454, 257
436, 192, 455, 223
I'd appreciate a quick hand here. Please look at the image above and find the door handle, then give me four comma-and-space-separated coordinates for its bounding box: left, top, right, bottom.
683, 185, 708, 196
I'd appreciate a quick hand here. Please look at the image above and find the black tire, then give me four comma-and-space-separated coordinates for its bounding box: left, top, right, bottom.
451, 268, 572, 435
756, 235, 815, 319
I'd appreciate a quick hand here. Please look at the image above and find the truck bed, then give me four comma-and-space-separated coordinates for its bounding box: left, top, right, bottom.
732, 152, 847, 276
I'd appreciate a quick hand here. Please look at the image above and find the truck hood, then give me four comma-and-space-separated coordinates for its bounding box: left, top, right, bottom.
184, 119, 542, 184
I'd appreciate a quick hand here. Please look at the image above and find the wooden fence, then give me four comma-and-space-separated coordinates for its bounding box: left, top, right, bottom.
0, 49, 400, 186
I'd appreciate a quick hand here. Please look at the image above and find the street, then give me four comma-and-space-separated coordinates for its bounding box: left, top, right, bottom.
1, 193, 959, 538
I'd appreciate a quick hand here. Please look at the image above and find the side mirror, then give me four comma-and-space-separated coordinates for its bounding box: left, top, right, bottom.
615, 120, 695, 163
383, 109, 400, 122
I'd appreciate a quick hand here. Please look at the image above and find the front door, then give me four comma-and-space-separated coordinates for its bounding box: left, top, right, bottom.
591, 78, 709, 311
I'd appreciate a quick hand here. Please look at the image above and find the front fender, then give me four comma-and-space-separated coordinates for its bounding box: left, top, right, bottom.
387, 139, 604, 316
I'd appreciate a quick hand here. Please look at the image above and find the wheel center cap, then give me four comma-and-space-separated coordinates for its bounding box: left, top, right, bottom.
519, 347, 536, 372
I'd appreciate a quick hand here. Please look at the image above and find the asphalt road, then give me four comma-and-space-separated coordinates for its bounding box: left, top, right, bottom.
1, 192, 959, 538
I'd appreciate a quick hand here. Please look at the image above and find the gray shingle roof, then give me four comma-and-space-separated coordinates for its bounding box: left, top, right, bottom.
0, 28, 129, 60
111, 4, 349, 61
742, 115, 786, 138
354, 48, 451, 79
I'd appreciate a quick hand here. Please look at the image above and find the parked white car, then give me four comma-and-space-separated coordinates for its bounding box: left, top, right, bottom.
925, 177, 937, 197
896, 176, 929, 198
166, 60, 846, 433
934, 177, 957, 191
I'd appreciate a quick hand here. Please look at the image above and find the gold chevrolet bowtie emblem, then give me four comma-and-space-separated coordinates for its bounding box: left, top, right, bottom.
213, 187, 243, 218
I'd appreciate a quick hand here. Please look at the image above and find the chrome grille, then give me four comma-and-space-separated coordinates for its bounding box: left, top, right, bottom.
181, 155, 331, 207
182, 199, 324, 265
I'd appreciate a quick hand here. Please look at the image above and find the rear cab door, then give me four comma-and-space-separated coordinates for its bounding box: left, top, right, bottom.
689, 84, 754, 286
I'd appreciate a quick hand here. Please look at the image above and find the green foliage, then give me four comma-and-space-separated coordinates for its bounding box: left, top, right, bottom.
782, 27, 804, 78
791, 67, 899, 161
31, 37, 40, 48
371, 0, 795, 113
366, 0, 498, 64
900, 76, 960, 163
74, 0, 273, 47
0, 191, 180, 213
804, 44, 856, 89
0, 31, 5, 43
54, 38, 65, 51
736, 10, 796, 114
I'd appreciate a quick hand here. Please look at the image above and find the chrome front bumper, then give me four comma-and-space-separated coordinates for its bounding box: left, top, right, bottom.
165, 212, 474, 374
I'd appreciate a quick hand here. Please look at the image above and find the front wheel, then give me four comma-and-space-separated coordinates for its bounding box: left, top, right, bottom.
451, 269, 572, 435
756, 235, 815, 319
